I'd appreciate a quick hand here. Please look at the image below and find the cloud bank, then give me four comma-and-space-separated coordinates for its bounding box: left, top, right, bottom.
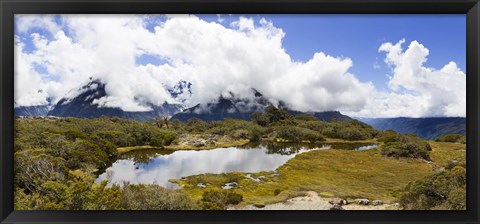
352, 39, 466, 118
14, 15, 465, 118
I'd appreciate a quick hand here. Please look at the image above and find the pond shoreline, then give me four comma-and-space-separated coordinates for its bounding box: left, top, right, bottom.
116, 135, 379, 155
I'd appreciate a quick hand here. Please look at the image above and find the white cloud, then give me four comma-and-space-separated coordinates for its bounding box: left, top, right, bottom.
15, 14, 61, 35
14, 15, 465, 118
15, 15, 373, 113
14, 35, 52, 107
347, 39, 466, 118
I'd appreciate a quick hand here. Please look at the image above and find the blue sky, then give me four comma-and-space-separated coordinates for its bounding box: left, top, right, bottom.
15, 14, 466, 117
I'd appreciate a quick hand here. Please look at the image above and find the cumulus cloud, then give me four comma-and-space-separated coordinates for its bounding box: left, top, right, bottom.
348, 39, 466, 118
14, 15, 465, 117
15, 14, 61, 35
14, 35, 53, 106
14, 14, 373, 113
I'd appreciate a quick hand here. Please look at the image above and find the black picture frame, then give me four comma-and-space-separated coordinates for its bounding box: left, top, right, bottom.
1, 0, 479, 223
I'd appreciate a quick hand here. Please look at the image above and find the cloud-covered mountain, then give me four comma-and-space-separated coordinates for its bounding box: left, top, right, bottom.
13, 15, 466, 118
47, 79, 183, 121
358, 117, 466, 140
171, 88, 270, 122
171, 88, 353, 122
15, 80, 352, 123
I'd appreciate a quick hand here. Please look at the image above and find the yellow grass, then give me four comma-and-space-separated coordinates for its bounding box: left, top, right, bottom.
429, 141, 466, 167
174, 148, 433, 206
116, 145, 158, 154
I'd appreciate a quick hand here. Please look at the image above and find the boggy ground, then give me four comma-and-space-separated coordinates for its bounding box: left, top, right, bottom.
172, 141, 465, 210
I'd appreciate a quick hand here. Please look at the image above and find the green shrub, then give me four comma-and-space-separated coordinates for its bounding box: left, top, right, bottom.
295, 114, 318, 121
381, 142, 431, 160
149, 131, 177, 147
249, 129, 262, 142
201, 189, 243, 210
186, 118, 209, 133
435, 134, 466, 144
64, 130, 87, 141
252, 111, 269, 127
399, 166, 466, 210
275, 126, 325, 143
231, 129, 250, 140
274, 188, 282, 196
265, 105, 293, 124
305, 132, 326, 143
339, 129, 367, 141
380, 134, 432, 160
321, 120, 378, 141
121, 184, 194, 210
378, 130, 403, 143
199, 201, 223, 210
96, 131, 129, 147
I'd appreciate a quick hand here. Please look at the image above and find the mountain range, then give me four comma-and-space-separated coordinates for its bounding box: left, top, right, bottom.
171, 88, 353, 122
47, 80, 185, 122
14, 105, 50, 117
14, 79, 466, 140
171, 88, 270, 122
15, 79, 353, 123
358, 117, 466, 140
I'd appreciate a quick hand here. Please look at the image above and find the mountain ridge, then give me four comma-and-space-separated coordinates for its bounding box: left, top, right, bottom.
358, 117, 466, 140
47, 80, 183, 122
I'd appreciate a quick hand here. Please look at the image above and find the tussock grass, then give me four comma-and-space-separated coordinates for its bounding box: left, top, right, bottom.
174, 148, 433, 206
429, 141, 466, 167
116, 145, 158, 154
273, 149, 432, 203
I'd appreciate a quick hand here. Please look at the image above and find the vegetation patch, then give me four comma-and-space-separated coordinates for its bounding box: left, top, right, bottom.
175, 148, 433, 206
13, 112, 465, 210
435, 134, 466, 144
429, 141, 466, 168
116, 145, 159, 154
399, 166, 466, 210
378, 130, 432, 160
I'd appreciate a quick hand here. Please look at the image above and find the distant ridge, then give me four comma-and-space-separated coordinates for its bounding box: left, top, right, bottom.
172, 88, 353, 122
358, 117, 466, 140
16, 80, 354, 123
14, 105, 50, 117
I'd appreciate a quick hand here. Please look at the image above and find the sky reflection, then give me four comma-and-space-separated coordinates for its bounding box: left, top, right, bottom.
96, 145, 313, 188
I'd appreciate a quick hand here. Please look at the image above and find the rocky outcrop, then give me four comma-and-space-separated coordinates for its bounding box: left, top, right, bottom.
328, 198, 348, 206
371, 200, 383, 206
354, 199, 370, 205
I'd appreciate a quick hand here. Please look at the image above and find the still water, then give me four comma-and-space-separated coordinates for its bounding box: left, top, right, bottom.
96, 142, 376, 188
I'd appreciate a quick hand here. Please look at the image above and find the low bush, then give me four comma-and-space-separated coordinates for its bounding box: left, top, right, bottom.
399, 166, 466, 210
249, 129, 262, 142
201, 189, 243, 210
381, 142, 431, 160
379, 132, 432, 160
121, 184, 194, 210
435, 134, 466, 144
275, 126, 325, 143
150, 131, 177, 147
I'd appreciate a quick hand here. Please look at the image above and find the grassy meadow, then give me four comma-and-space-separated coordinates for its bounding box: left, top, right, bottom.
13, 106, 466, 210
